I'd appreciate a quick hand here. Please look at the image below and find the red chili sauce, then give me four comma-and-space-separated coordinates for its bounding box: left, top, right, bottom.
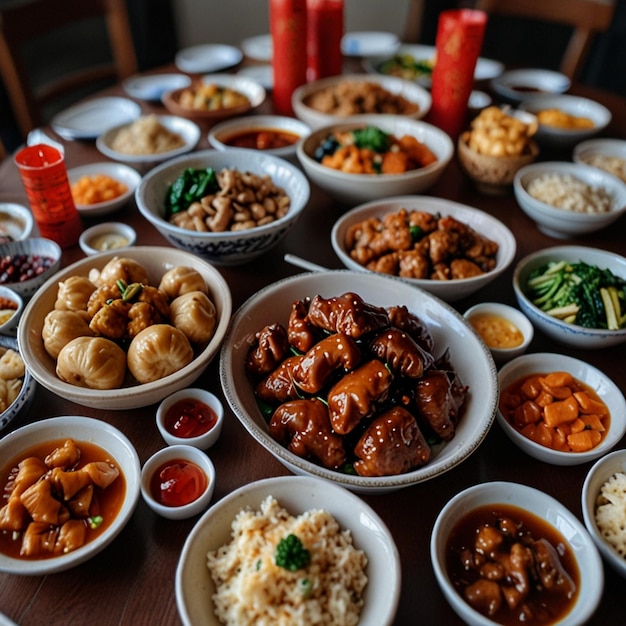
223, 128, 300, 150
149, 459, 207, 507
445, 503, 579, 625
164, 398, 217, 439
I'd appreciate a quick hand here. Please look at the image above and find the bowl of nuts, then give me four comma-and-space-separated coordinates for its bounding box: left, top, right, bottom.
135, 149, 310, 266
457, 106, 540, 195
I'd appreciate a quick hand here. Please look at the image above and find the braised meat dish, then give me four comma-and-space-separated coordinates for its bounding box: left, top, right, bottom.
245, 292, 468, 477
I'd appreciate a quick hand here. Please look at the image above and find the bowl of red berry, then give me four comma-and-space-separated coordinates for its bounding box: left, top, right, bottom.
0, 238, 62, 298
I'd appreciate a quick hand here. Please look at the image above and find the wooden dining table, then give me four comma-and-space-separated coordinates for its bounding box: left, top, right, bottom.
0, 57, 625, 626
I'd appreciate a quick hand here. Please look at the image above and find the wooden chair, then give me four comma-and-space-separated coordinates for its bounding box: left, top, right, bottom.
472, 0, 616, 82
0, 0, 138, 138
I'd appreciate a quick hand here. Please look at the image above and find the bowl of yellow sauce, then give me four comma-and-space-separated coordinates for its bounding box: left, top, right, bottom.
79, 222, 137, 256
464, 302, 533, 363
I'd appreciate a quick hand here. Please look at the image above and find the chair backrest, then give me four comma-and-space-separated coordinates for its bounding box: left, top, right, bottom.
473, 0, 616, 82
0, 0, 137, 138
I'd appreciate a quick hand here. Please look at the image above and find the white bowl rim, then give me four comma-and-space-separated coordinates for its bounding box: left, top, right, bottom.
197, 72, 267, 106
331, 194, 516, 288
0, 202, 34, 241
513, 245, 626, 339
496, 352, 626, 462
0, 415, 141, 575
175, 474, 401, 626
431, 480, 604, 626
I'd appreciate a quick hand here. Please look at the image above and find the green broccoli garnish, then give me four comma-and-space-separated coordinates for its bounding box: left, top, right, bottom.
275, 534, 310, 571
352, 126, 391, 153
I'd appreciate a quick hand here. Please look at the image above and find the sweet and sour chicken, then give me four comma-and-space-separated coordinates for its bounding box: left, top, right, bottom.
246, 292, 469, 477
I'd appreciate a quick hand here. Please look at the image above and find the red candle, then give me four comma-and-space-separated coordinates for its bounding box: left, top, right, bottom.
270, 0, 308, 116
428, 9, 487, 140
306, 0, 344, 82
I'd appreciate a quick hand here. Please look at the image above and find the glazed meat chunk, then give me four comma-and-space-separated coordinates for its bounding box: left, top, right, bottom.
370, 327, 434, 378
387, 305, 435, 353
255, 355, 305, 405
327, 359, 393, 435
245, 323, 290, 378
291, 333, 361, 394
287, 299, 317, 353
353, 406, 431, 476
307, 292, 389, 339
269, 398, 346, 469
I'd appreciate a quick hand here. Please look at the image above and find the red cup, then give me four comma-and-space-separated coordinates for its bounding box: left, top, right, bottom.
428, 9, 487, 140
14, 144, 82, 249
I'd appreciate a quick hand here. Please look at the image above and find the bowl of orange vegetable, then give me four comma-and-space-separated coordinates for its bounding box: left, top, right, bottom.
296, 114, 453, 205
497, 352, 626, 466
68, 162, 141, 217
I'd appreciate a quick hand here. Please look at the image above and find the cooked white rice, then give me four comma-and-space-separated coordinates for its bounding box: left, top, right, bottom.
581, 153, 626, 183
207, 496, 368, 626
595, 471, 626, 557
527, 172, 612, 214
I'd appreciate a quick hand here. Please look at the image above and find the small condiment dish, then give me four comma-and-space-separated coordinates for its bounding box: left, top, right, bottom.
497, 352, 626, 465
431, 481, 603, 626
141, 444, 216, 520
0, 285, 23, 335
79, 222, 137, 256
581, 449, 626, 580
490, 68, 571, 104
0, 202, 34, 242
156, 387, 224, 450
463, 302, 533, 363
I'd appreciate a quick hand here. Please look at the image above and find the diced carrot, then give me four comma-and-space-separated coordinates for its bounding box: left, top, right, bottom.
512, 400, 542, 427
500, 389, 523, 410
520, 375, 543, 400
535, 390, 554, 407
521, 422, 553, 448
569, 418, 586, 434
573, 391, 609, 416
567, 429, 602, 452
381, 150, 409, 174
543, 396, 579, 427
553, 427, 569, 451
580, 414, 606, 432
542, 371, 576, 388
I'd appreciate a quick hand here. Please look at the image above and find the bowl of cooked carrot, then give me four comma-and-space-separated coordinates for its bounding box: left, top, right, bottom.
296, 114, 454, 206
69, 162, 142, 217
497, 352, 626, 466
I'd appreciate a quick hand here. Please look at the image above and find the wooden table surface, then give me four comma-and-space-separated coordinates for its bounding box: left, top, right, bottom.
0, 62, 625, 625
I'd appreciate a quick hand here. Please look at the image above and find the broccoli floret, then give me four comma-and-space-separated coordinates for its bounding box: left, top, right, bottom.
275, 534, 310, 571
352, 126, 391, 153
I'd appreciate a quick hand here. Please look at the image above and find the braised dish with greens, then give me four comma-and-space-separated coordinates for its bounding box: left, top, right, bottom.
245, 291, 468, 477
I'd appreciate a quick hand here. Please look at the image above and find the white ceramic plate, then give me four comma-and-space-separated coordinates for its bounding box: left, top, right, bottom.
240, 33, 272, 62
51, 97, 142, 140
176, 475, 401, 626
342, 31, 400, 57
491, 68, 571, 104
67, 162, 141, 217
237, 64, 273, 90
123, 73, 192, 101
175, 44, 243, 74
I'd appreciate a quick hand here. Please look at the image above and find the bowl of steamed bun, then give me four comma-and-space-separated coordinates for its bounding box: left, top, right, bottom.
17, 247, 232, 410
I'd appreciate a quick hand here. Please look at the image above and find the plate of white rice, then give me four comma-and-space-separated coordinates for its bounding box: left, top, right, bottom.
175, 475, 400, 626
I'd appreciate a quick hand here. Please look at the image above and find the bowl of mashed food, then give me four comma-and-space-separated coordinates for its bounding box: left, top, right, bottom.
176, 475, 401, 626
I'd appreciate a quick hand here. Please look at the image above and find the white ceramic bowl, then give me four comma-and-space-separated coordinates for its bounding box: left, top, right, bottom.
219, 270, 498, 495
0, 335, 36, 433
463, 302, 533, 363
520, 94, 611, 149
573, 138, 626, 183
431, 481, 603, 626
513, 245, 626, 349
497, 352, 626, 465
208, 114, 310, 163
0, 415, 141, 574
513, 161, 626, 238
0, 237, 62, 298
0, 285, 23, 335
0, 203, 34, 241
96, 115, 201, 166
297, 115, 453, 206
156, 387, 224, 450
140, 444, 216, 520
176, 475, 401, 626
18, 246, 232, 410
78, 222, 137, 256
581, 449, 626, 579
331, 195, 516, 303
135, 149, 310, 266
341, 31, 401, 57
490, 68, 571, 104
292, 73, 432, 130
162, 73, 266, 124
68, 162, 141, 217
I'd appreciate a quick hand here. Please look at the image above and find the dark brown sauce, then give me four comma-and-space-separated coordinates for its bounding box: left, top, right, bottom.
223, 128, 300, 150
510, 85, 545, 93
0, 438, 126, 560
445, 503, 579, 625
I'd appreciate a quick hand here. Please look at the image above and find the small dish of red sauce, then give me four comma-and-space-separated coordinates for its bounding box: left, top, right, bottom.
141, 444, 215, 520
156, 388, 224, 450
